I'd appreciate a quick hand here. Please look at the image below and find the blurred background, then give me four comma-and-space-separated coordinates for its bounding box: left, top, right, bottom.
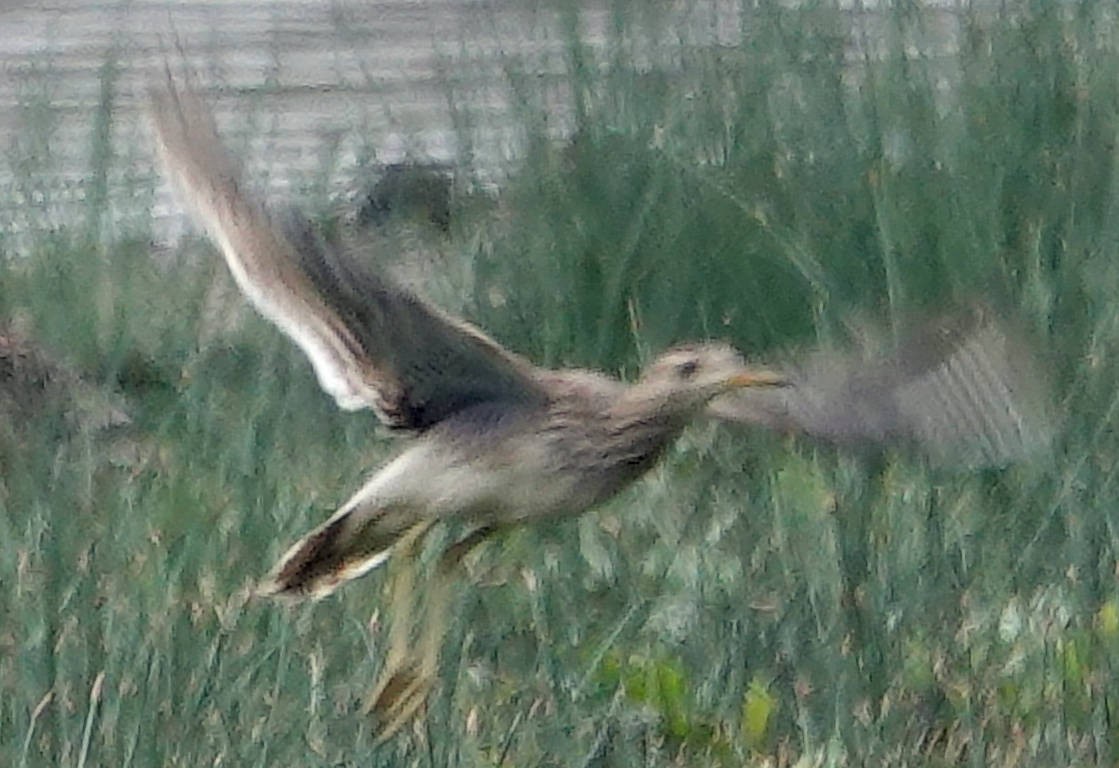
0, 1, 1110, 766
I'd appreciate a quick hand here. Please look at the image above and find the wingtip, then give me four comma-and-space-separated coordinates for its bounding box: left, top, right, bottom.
898, 306, 1059, 468
144, 58, 188, 137
145, 60, 231, 175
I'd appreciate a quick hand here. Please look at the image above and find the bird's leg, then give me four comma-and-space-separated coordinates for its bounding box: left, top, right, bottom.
407, 524, 502, 710
368, 652, 429, 743
365, 520, 431, 738
368, 523, 502, 741
385, 522, 432, 666
439, 524, 499, 575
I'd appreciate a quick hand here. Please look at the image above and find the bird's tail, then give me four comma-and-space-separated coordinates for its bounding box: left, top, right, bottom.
258, 503, 430, 600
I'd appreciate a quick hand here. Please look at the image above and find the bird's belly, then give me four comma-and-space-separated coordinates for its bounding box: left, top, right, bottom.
471, 444, 660, 525
421, 455, 600, 524
393, 445, 635, 528
492, 466, 615, 524
396, 414, 669, 528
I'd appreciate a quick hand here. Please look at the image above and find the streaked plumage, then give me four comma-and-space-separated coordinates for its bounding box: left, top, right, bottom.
148, 69, 1052, 739
148, 70, 788, 736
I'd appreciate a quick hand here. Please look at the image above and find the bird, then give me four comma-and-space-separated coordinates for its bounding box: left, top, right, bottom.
147, 70, 790, 736
147, 70, 1053, 738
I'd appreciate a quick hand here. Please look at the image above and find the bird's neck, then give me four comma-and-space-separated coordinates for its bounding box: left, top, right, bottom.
604, 392, 693, 461
609, 388, 695, 428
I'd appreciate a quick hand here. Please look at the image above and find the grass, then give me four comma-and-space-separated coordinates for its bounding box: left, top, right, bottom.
2, 0, 1118, 765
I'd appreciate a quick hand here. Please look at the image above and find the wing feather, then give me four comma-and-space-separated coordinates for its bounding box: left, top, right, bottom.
148, 69, 544, 429
709, 303, 1055, 467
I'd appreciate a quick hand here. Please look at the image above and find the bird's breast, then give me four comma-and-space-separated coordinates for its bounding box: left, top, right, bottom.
417, 401, 684, 524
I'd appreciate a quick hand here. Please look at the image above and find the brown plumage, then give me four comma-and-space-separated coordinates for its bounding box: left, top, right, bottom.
148, 69, 1052, 739
147, 69, 789, 736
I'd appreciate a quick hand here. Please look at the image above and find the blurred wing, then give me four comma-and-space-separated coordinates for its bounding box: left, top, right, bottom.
148, 69, 544, 430
709, 303, 1056, 467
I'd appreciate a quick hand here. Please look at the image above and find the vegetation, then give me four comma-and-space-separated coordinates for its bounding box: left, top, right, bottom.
1, 1, 1115, 765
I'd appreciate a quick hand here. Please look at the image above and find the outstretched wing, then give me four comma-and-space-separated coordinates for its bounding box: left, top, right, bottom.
148, 69, 544, 430
710, 303, 1056, 467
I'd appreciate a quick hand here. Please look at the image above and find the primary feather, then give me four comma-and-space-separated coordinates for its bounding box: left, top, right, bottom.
148, 68, 545, 430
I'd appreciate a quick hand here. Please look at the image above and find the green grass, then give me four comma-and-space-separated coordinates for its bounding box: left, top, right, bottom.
3, 1, 1118, 765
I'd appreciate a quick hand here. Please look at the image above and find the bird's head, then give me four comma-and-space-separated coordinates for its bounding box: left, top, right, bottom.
632, 343, 787, 416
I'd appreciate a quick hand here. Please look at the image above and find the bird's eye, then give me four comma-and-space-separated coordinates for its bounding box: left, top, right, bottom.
676, 359, 699, 379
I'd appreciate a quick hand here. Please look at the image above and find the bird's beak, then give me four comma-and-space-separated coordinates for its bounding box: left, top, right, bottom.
725, 368, 789, 390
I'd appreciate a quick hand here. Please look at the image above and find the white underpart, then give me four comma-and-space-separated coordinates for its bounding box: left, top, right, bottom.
300, 436, 591, 577
271, 444, 512, 594
334, 444, 514, 528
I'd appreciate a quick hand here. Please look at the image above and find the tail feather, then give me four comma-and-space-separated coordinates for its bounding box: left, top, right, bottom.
259, 504, 427, 600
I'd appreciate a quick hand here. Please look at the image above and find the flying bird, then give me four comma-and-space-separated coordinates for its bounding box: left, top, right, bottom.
147, 70, 1052, 738
147, 70, 791, 736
